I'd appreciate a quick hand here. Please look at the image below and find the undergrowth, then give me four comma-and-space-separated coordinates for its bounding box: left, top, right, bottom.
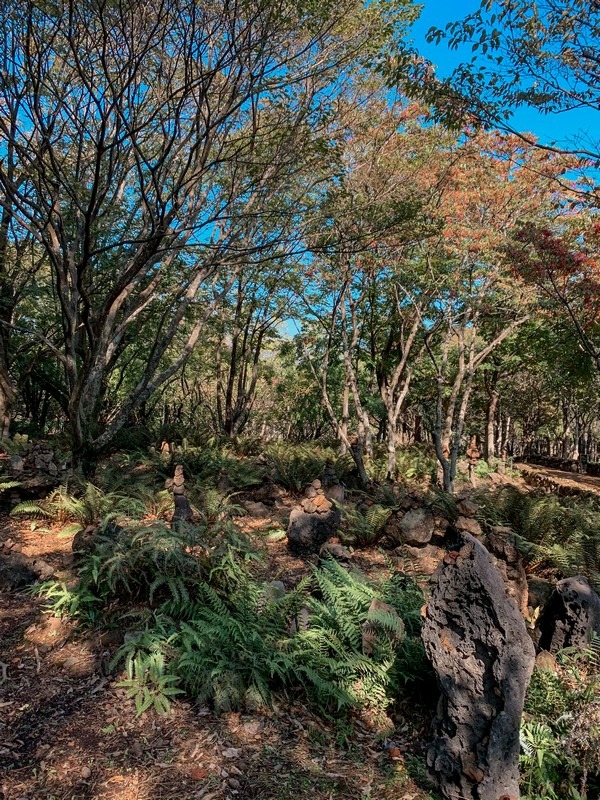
475, 486, 600, 588
34, 512, 427, 719
521, 642, 600, 799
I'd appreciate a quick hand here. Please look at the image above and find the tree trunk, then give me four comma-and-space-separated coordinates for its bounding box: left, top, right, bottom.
485, 390, 499, 463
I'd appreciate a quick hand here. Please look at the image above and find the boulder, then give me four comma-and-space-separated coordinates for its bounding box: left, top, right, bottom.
538, 575, 600, 654
422, 533, 535, 799
383, 511, 405, 542
0, 551, 38, 590
399, 507, 434, 545
242, 500, 271, 518
455, 515, 482, 537
287, 505, 341, 555
456, 498, 478, 518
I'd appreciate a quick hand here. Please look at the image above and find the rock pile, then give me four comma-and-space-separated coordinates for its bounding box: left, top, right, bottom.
6, 442, 62, 491
321, 460, 344, 504
287, 479, 341, 555
166, 464, 194, 525
454, 497, 482, 536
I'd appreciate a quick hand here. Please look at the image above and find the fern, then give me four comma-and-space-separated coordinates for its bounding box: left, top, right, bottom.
265, 443, 328, 490
11, 500, 54, 518
340, 503, 391, 547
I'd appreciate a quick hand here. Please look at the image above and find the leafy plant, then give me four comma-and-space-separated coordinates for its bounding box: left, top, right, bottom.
115, 623, 184, 716
340, 503, 392, 547
266, 443, 328, 490
30, 579, 100, 622
10, 482, 145, 534
474, 487, 600, 588
395, 444, 437, 483
521, 645, 600, 798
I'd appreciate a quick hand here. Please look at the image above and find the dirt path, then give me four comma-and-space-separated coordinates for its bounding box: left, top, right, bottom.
517, 463, 600, 497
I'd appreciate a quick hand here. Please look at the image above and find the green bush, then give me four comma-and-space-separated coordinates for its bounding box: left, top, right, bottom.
521, 645, 600, 799
474, 486, 600, 588
395, 444, 437, 483
340, 503, 392, 547
265, 443, 328, 490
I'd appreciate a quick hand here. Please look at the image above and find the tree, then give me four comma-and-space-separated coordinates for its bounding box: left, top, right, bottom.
413, 1, 600, 168
508, 221, 600, 375
0, 0, 410, 466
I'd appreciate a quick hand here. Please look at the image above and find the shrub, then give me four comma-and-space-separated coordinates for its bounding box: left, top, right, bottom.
340, 503, 392, 547
266, 443, 328, 490
474, 486, 600, 588
521, 644, 600, 799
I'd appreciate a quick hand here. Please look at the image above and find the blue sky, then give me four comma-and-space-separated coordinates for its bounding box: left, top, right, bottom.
409, 0, 599, 153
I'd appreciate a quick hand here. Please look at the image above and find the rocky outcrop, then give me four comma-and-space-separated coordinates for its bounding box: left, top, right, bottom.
422, 533, 535, 800
538, 575, 600, 653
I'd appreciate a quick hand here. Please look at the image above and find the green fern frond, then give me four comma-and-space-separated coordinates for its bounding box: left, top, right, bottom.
10, 500, 54, 518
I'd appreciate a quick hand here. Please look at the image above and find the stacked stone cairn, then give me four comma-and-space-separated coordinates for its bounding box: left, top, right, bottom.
166, 464, 194, 525
287, 479, 341, 555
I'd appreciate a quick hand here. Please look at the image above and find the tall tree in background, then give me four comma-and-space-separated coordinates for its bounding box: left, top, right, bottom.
0, 0, 413, 467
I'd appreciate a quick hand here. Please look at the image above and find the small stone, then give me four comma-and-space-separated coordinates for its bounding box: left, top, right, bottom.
311, 479, 322, 489
301, 499, 317, 513
228, 778, 241, 790
305, 487, 317, 499
320, 542, 351, 561
189, 766, 208, 780
242, 500, 271, 518
80, 766, 92, 780
317, 499, 333, 513
535, 650, 557, 672
222, 747, 241, 758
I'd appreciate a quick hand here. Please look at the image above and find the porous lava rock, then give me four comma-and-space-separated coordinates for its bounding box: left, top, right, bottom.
484, 526, 529, 617
538, 575, 600, 654
422, 533, 535, 800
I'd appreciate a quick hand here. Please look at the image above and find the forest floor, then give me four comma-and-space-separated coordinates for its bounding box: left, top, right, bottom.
0, 503, 438, 800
